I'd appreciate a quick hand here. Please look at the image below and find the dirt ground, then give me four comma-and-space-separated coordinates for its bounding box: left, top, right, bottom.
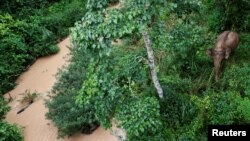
4, 37, 118, 141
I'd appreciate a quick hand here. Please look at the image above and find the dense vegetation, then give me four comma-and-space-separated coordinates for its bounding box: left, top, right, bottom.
1, 0, 249, 140
0, 0, 88, 140
46, 0, 250, 140
0, 0, 87, 95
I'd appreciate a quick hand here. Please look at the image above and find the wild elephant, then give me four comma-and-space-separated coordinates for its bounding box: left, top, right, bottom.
206, 31, 240, 81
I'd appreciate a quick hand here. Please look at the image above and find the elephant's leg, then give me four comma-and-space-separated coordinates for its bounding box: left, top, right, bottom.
225, 48, 231, 59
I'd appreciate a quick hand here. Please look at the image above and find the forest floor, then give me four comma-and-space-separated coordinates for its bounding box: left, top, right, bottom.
4, 37, 119, 141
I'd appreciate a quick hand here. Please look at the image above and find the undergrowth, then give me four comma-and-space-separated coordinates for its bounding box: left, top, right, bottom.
0, 0, 87, 95
46, 0, 250, 140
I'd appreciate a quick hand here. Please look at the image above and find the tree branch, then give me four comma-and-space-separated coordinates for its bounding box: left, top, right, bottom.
142, 31, 163, 99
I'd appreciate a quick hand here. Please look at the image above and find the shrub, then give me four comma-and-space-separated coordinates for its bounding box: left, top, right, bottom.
171, 0, 202, 15
237, 98, 250, 122
46, 93, 97, 137
0, 121, 23, 141
46, 42, 98, 137
0, 13, 59, 94
160, 93, 199, 128
203, 0, 250, 32
0, 14, 32, 94
206, 91, 241, 125
86, 0, 119, 11
42, 0, 87, 39
0, 0, 88, 95
0, 98, 10, 120
115, 97, 162, 140
0, 98, 24, 141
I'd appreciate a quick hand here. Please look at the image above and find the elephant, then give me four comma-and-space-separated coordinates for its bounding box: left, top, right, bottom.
206, 31, 240, 81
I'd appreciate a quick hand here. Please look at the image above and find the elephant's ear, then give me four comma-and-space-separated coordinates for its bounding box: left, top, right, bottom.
206, 48, 213, 57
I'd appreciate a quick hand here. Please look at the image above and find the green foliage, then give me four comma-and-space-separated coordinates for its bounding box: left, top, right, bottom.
47, 0, 156, 136
206, 91, 241, 125
43, 0, 87, 39
75, 60, 123, 128
0, 0, 87, 95
238, 98, 250, 122
0, 98, 23, 141
46, 92, 97, 137
220, 64, 250, 97
171, 0, 202, 15
0, 14, 31, 94
0, 121, 23, 141
47, 0, 250, 140
160, 90, 248, 140
0, 13, 59, 93
71, 0, 157, 130
86, 0, 119, 11
160, 93, 199, 128
203, 0, 250, 32
0, 0, 57, 16
46, 36, 98, 137
0, 98, 10, 120
71, 6, 150, 57
115, 97, 162, 140
0, 1, 89, 139
154, 23, 211, 77
49, 39, 113, 136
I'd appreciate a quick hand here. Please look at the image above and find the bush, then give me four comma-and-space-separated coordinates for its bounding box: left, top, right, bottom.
160, 93, 199, 128
0, 98, 10, 120
0, 14, 32, 94
0, 13, 59, 94
0, 98, 24, 141
238, 98, 250, 122
0, 121, 23, 141
115, 97, 162, 140
86, 0, 119, 11
171, 0, 202, 15
46, 42, 98, 137
206, 91, 241, 125
46, 93, 97, 137
203, 0, 250, 32
0, 0, 88, 95
42, 0, 87, 39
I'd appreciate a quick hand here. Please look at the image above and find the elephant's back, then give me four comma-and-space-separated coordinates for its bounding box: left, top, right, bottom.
224, 31, 239, 50
215, 31, 239, 50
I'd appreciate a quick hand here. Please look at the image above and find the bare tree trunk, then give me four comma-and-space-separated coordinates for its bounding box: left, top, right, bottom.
142, 31, 164, 99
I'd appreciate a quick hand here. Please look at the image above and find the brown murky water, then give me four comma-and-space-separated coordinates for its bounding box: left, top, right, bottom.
4, 37, 119, 141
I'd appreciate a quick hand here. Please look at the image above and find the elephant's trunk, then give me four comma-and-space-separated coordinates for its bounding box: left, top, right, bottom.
214, 59, 222, 82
